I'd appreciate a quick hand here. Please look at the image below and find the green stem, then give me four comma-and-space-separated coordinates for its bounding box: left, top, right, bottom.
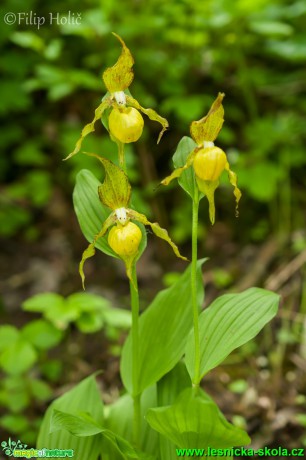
129, 264, 141, 446
118, 141, 126, 172
191, 187, 201, 387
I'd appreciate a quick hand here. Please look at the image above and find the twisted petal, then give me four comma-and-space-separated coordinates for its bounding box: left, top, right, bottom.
190, 93, 225, 144
126, 95, 169, 143
160, 149, 197, 186
64, 98, 112, 160
79, 212, 117, 289
225, 161, 242, 217
83, 152, 131, 209
127, 209, 187, 261
103, 33, 134, 92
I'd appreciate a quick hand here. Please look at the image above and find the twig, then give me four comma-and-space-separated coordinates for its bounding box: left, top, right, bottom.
265, 249, 306, 291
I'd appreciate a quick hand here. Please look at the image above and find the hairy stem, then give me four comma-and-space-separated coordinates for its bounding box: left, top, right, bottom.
191, 187, 201, 387
129, 264, 141, 446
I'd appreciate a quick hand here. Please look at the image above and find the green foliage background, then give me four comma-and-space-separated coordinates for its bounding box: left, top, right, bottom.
1, 0, 306, 241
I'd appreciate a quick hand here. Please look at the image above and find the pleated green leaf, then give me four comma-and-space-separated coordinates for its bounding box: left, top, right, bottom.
51, 410, 104, 437
156, 362, 191, 460
73, 169, 147, 260
157, 362, 191, 407
37, 375, 103, 460
172, 136, 197, 200
185, 288, 280, 382
121, 260, 206, 395
50, 409, 139, 458
104, 385, 158, 459
146, 387, 250, 451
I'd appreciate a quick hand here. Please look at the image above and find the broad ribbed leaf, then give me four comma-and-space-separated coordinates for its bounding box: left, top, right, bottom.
73, 169, 147, 260
147, 387, 249, 451
185, 288, 280, 381
172, 136, 197, 200
156, 363, 191, 460
121, 260, 205, 395
37, 375, 103, 460
105, 386, 158, 459
157, 362, 191, 407
50, 410, 139, 458
51, 410, 103, 436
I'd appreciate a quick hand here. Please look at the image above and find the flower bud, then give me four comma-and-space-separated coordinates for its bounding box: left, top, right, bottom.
108, 222, 142, 257
109, 107, 144, 143
193, 147, 227, 182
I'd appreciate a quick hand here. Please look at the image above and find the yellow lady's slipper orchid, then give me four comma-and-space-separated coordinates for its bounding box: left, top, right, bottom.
108, 222, 142, 257
193, 147, 227, 182
108, 106, 144, 143
161, 93, 241, 224
65, 33, 168, 162
79, 152, 186, 288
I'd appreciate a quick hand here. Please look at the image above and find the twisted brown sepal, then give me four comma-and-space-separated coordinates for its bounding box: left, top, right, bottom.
126, 95, 169, 144
103, 33, 134, 93
83, 152, 131, 209
64, 98, 112, 160
127, 209, 188, 261
190, 93, 225, 144
79, 212, 117, 289
160, 148, 198, 186
225, 161, 242, 218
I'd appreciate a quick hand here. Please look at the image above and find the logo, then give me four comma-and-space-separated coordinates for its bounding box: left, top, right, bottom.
1, 439, 27, 456
1, 439, 74, 458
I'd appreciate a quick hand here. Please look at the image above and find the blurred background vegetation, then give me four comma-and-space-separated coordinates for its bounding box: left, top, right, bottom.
0, 0, 305, 450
